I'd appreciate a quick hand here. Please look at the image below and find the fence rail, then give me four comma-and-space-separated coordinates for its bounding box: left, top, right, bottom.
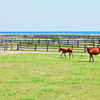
0, 37, 100, 52
0, 43, 19, 52
0, 41, 99, 52
0, 38, 100, 44
1, 34, 100, 40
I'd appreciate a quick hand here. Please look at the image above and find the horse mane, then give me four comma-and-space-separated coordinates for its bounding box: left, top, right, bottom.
59, 48, 62, 50
87, 47, 91, 50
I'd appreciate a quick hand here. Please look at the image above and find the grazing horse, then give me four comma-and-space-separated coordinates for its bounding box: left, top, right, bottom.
59, 48, 73, 59
85, 47, 100, 62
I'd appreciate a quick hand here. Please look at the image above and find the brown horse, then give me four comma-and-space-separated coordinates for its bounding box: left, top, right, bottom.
85, 47, 100, 62
59, 48, 73, 59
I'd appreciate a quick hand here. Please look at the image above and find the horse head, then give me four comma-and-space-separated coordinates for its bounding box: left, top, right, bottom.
84, 47, 91, 52
84, 47, 87, 52
59, 48, 62, 52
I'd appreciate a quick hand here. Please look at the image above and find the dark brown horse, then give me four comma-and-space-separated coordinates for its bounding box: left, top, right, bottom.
85, 47, 100, 62
59, 48, 73, 59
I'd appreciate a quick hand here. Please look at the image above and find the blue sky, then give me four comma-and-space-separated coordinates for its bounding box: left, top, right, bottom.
0, 0, 100, 31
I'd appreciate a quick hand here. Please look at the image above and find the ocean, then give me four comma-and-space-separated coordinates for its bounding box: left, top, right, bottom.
0, 31, 100, 34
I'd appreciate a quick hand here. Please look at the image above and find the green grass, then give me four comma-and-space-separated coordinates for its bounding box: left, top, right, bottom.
0, 53, 100, 100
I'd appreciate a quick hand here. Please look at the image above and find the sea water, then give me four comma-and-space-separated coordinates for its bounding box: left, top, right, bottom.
0, 31, 100, 34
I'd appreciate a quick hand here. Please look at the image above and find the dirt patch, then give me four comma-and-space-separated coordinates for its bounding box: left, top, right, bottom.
0, 51, 87, 55
0, 51, 60, 55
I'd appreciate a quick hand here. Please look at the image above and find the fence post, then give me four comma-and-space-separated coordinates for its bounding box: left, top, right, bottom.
93, 41, 95, 47
47, 40, 49, 44
71, 45, 73, 49
17, 43, 20, 50
4, 44, 7, 52
46, 38, 47, 44
77, 40, 79, 47
59, 44, 61, 48
38, 39, 40, 44
32, 38, 33, 43
84, 45, 86, 52
97, 40, 100, 47
98, 40, 100, 47
11, 44, 13, 51
27, 42, 30, 48
19, 41, 21, 46
58, 39, 60, 44
25, 39, 26, 43
34, 44, 37, 51
4, 44, 6, 52
67, 40, 69, 44
6, 44, 8, 50
47, 44, 49, 51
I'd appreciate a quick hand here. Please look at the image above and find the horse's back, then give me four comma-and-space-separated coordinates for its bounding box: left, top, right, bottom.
68, 48, 73, 52
98, 47, 100, 52
59, 48, 73, 53
90, 48, 100, 55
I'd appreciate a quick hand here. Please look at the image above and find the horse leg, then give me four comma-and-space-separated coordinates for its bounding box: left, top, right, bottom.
89, 54, 94, 62
64, 53, 66, 58
91, 55, 94, 62
69, 53, 71, 59
71, 52, 74, 58
61, 53, 63, 58
89, 55, 91, 62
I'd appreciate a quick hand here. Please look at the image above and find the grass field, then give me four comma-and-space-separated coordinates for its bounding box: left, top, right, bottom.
0, 53, 100, 100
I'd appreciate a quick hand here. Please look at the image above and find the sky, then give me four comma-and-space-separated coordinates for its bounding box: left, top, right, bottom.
0, 0, 100, 31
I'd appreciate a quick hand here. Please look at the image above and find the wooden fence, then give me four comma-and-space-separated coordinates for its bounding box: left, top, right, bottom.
0, 43, 96, 52
0, 43, 20, 52
1, 38, 100, 44
19, 43, 95, 52
2, 34, 100, 39
0, 38, 100, 52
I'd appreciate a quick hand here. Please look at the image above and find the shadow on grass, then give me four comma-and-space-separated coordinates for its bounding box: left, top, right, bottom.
78, 61, 98, 62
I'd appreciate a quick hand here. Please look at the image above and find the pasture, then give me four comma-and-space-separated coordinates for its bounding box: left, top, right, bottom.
0, 53, 100, 100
